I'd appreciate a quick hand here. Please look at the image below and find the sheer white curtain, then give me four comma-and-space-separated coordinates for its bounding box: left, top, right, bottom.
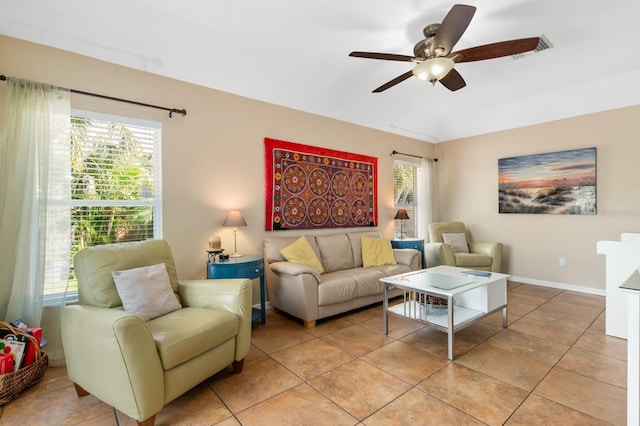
417, 158, 438, 241
0, 78, 70, 333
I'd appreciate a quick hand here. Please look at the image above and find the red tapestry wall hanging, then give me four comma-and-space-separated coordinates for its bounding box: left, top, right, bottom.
265, 138, 378, 231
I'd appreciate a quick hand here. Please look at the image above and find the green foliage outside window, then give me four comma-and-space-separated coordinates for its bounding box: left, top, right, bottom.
394, 164, 415, 205
59, 116, 158, 296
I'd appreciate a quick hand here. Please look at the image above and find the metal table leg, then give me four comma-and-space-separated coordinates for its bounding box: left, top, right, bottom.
447, 294, 454, 360
383, 283, 389, 335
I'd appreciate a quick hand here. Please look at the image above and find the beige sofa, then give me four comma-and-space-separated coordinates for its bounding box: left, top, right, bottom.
264, 231, 421, 327
62, 240, 252, 426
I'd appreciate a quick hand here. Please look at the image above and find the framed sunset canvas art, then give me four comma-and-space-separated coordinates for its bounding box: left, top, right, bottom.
499, 147, 596, 214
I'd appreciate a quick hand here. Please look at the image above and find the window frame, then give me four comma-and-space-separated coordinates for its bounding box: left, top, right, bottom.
43, 110, 163, 305
393, 159, 419, 239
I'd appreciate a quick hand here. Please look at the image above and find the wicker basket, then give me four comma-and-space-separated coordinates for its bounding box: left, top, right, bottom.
0, 321, 49, 405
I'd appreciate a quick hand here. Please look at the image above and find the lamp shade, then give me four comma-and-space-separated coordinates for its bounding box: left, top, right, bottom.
412, 57, 455, 83
222, 210, 247, 227
394, 209, 410, 220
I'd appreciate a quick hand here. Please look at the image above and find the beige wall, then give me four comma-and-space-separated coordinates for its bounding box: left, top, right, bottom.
0, 35, 434, 312
436, 106, 640, 291
3, 33, 638, 309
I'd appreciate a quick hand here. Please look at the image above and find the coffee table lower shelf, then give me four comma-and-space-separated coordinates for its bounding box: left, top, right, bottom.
381, 266, 510, 360
387, 299, 507, 360
388, 301, 487, 330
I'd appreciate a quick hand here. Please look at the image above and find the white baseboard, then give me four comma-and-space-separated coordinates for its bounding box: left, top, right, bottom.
254, 302, 273, 311
510, 276, 606, 297
254, 282, 603, 313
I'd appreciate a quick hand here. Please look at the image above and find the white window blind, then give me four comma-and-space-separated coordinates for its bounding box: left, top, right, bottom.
44, 110, 162, 298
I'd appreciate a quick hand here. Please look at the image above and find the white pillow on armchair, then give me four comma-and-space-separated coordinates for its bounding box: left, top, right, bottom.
111, 262, 182, 321
442, 233, 470, 253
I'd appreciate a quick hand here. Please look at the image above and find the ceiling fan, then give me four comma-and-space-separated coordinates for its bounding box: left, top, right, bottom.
349, 4, 540, 93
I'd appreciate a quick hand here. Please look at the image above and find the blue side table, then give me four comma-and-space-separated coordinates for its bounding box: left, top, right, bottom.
207, 254, 266, 324
391, 238, 425, 269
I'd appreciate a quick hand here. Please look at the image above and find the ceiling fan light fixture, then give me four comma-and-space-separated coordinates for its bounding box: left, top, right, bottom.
350, 5, 540, 93
412, 57, 455, 83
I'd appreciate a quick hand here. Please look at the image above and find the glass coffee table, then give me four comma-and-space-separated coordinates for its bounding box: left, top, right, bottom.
380, 265, 510, 360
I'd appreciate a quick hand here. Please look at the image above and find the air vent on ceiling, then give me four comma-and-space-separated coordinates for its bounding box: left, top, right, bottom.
512, 34, 553, 60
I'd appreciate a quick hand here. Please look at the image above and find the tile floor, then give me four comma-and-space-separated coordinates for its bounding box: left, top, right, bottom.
0, 282, 627, 425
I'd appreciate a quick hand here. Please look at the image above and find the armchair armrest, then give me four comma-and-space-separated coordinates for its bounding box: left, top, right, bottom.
469, 242, 503, 272
178, 278, 252, 361
424, 242, 456, 267
393, 248, 420, 269
62, 305, 164, 421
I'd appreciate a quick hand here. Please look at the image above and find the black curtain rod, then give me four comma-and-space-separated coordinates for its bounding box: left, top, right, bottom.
1, 74, 187, 118
391, 150, 437, 162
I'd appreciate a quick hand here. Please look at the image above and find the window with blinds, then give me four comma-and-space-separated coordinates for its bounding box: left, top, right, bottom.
393, 161, 417, 238
44, 111, 162, 298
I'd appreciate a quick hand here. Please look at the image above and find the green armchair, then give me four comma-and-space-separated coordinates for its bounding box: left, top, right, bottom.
62, 240, 252, 426
425, 221, 503, 272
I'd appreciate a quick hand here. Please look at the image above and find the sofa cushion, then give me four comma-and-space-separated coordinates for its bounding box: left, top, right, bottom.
280, 236, 325, 273
347, 231, 381, 268
317, 271, 357, 306
111, 263, 182, 321
346, 268, 385, 298
147, 306, 239, 370
315, 233, 354, 273
362, 237, 397, 267
373, 263, 413, 277
442, 233, 470, 253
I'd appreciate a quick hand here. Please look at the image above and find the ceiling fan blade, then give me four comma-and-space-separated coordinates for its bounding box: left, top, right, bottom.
432, 4, 476, 55
450, 37, 540, 63
372, 71, 414, 93
439, 68, 466, 91
349, 51, 415, 62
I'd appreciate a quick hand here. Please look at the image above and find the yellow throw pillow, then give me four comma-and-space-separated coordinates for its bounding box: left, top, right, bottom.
361, 237, 397, 268
280, 236, 324, 273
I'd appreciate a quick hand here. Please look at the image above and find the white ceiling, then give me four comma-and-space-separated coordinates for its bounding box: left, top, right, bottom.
2, 0, 639, 142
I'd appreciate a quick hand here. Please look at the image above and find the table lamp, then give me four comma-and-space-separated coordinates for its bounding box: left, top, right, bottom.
223, 210, 247, 257
394, 209, 410, 239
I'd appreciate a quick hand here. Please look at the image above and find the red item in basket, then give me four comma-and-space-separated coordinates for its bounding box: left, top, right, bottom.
20, 328, 42, 368
0, 353, 13, 374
